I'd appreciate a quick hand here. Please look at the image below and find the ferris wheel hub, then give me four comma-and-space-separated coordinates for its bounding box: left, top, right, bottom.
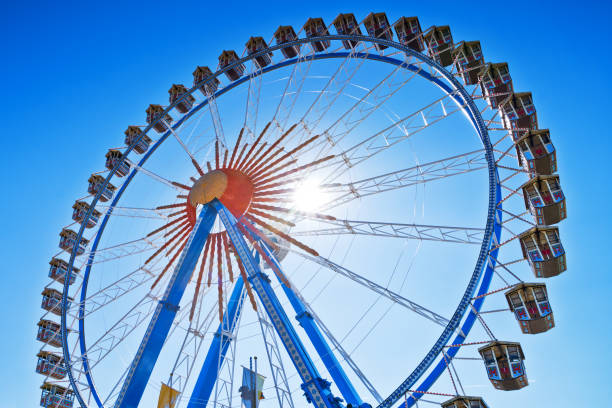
188, 168, 254, 217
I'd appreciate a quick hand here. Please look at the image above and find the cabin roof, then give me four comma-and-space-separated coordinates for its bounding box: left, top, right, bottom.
193, 66, 213, 76
106, 149, 122, 158
124, 125, 141, 134
246, 36, 265, 47
520, 174, 560, 189
505, 282, 547, 296
478, 340, 524, 353
219, 50, 239, 59
38, 318, 60, 327
42, 287, 73, 301
303, 17, 325, 29
274, 25, 296, 37
41, 382, 71, 392
146, 104, 164, 113
518, 225, 559, 239
515, 129, 550, 145
478, 62, 509, 75
49, 257, 81, 272
500, 92, 533, 107
37, 350, 62, 359
364, 12, 388, 22
393, 16, 420, 29
332, 13, 357, 25
442, 396, 487, 406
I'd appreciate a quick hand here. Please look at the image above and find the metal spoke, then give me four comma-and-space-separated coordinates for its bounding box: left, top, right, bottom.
319, 150, 486, 211
292, 218, 484, 244
243, 65, 263, 141
71, 265, 160, 318
285, 277, 383, 403
272, 51, 315, 135
96, 205, 170, 220
208, 94, 228, 149
256, 299, 295, 408
80, 235, 161, 265
323, 91, 466, 178
124, 159, 183, 191
288, 249, 450, 328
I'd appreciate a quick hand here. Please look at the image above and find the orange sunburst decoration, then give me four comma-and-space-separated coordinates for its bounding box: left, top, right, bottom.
146, 123, 336, 321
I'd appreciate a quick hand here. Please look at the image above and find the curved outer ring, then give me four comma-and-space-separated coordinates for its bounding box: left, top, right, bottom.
60, 34, 502, 408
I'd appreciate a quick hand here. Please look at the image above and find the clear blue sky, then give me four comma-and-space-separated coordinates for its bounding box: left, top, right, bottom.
2, 1, 611, 407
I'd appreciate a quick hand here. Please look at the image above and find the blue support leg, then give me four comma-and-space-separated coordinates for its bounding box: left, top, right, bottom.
115, 205, 218, 408
186, 276, 246, 408
256, 241, 368, 408
213, 201, 343, 408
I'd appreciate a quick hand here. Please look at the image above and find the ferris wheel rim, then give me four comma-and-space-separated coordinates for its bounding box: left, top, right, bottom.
59, 34, 502, 408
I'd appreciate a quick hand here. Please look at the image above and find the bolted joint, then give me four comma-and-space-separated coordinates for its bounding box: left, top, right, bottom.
160, 301, 180, 313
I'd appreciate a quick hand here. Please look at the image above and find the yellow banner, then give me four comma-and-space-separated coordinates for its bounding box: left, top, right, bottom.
157, 383, 180, 408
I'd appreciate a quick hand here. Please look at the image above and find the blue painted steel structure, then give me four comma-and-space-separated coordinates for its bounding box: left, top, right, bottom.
186, 275, 246, 408
254, 238, 367, 408
114, 205, 218, 408
60, 34, 502, 408
214, 201, 343, 408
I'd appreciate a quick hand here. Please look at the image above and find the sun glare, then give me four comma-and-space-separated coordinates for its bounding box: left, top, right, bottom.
292, 179, 327, 211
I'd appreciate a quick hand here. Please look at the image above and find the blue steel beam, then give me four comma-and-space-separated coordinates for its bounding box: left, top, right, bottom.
187, 276, 246, 408
213, 201, 342, 408
114, 205, 218, 408
254, 238, 367, 408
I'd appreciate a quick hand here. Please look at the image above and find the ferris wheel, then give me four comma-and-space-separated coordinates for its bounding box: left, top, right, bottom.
35, 11, 567, 408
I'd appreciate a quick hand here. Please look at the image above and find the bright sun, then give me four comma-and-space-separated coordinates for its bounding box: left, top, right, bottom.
292, 179, 327, 211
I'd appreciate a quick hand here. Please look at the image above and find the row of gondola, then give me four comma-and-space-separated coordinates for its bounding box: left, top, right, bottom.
36, 12, 566, 408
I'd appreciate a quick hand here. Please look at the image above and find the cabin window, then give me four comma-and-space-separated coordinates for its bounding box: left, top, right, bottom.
509, 293, 523, 308
469, 401, 482, 408
533, 287, 547, 301
507, 346, 521, 362
482, 349, 495, 365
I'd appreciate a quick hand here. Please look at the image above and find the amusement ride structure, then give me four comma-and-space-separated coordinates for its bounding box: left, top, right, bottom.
36, 11, 567, 408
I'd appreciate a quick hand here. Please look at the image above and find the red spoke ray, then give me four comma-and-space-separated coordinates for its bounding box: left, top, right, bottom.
221, 233, 234, 282
253, 188, 295, 197
251, 197, 292, 204
231, 244, 258, 311
251, 158, 298, 183
150, 231, 190, 289
192, 158, 205, 177
249, 134, 320, 180
206, 162, 213, 172
156, 202, 187, 210
244, 123, 298, 174
250, 203, 337, 221
237, 223, 291, 288
253, 178, 304, 191
189, 236, 212, 321
168, 209, 187, 218
228, 128, 244, 168
245, 214, 319, 256
147, 214, 189, 237
248, 208, 295, 227
207, 234, 217, 287
253, 155, 335, 186
241, 142, 268, 173
163, 221, 190, 239
236, 121, 271, 170
172, 181, 191, 191
222, 149, 228, 168
216, 234, 223, 322
145, 225, 190, 265
215, 140, 220, 169
233, 142, 250, 170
